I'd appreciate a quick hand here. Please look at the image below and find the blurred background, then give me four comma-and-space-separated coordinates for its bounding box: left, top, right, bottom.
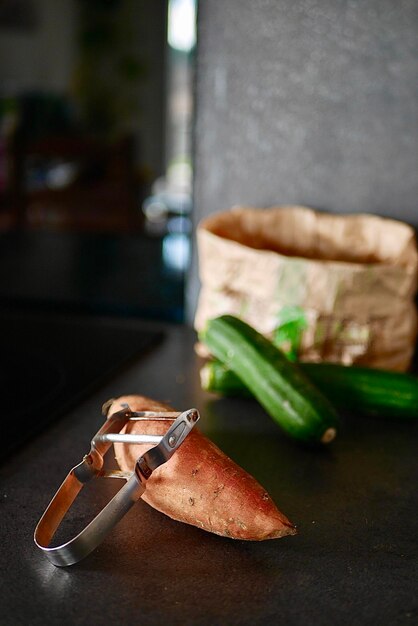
1, 0, 417, 470
1, 0, 417, 324
0, 0, 195, 321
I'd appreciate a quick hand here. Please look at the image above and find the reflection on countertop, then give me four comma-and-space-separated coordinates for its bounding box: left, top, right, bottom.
0, 229, 186, 321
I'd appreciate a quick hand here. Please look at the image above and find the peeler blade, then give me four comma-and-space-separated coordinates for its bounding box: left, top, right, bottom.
34, 405, 200, 567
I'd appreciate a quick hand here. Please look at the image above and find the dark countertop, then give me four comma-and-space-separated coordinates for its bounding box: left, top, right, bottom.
1, 322, 417, 626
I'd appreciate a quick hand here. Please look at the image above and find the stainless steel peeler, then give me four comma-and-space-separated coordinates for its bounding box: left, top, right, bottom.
34, 405, 200, 567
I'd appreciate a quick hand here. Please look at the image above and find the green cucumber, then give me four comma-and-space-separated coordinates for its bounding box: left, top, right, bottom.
304, 363, 418, 419
201, 359, 253, 398
199, 315, 340, 444
201, 358, 418, 420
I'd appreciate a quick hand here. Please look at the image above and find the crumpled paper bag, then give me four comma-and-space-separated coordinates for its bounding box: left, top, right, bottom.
194, 206, 418, 371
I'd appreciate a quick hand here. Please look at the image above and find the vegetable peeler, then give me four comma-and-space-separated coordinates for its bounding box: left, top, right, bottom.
34, 404, 200, 567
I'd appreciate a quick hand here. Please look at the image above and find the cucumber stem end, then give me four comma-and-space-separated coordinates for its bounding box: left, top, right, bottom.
321, 427, 337, 444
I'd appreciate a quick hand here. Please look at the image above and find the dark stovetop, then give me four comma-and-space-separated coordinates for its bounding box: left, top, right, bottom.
1, 308, 163, 458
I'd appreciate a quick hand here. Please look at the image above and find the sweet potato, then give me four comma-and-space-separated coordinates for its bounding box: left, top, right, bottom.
106, 395, 296, 541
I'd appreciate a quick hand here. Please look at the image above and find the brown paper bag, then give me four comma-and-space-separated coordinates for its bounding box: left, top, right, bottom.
194, 206, 418, 371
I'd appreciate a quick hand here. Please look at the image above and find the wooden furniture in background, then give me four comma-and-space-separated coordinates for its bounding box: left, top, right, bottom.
4, 131, 145, 234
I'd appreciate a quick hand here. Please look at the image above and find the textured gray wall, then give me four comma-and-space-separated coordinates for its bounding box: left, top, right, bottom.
187, 0, 418, 319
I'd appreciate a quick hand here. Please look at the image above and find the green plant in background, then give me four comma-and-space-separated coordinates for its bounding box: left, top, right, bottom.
273, 305, 308, 361
74, 0, 147, 138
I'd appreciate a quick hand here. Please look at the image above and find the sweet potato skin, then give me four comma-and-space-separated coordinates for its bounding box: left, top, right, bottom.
108, 395, 296, 541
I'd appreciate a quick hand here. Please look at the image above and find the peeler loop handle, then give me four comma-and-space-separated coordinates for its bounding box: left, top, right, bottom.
34, 405, 200, 567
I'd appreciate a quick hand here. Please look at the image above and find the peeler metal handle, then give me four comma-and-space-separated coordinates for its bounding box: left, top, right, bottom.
34, 406, 199, 567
